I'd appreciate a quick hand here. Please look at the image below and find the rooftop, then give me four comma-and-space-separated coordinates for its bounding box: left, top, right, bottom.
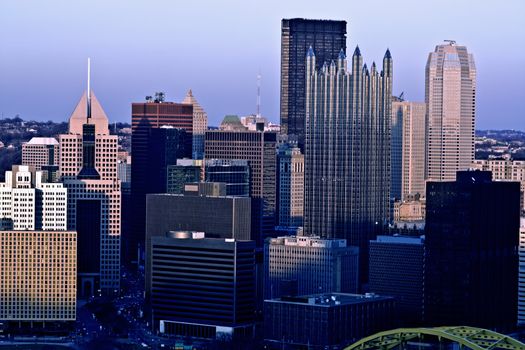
25, 137, 59, 146
266, 293, 393, 307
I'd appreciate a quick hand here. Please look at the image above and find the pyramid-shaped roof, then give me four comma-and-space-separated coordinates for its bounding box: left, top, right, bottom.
182, 89, 205, 114
68, 91, 109, 135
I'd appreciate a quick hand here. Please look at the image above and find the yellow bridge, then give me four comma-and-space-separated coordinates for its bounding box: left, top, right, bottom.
345, 326, 525, 350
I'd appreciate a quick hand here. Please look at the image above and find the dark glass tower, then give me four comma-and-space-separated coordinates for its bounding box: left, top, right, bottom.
129, 100, 193, 266
304, 47, 392, 285
280, 18, 347, 150
424, 171, 520, 331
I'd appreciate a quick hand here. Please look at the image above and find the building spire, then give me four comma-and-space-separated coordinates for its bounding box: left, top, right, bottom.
87, 58, 91, 120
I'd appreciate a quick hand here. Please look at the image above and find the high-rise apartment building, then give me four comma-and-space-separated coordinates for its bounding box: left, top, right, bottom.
0, 165, 67, 231
130, 96, 193, 265
304, 47, 392, 283
276, 143, 304, 228
0, 230, 77, 327
425, 41, 476, 181
182, 89, 208, 159
391, 99, 426, 200
59, 83, 121, 297
264, 236, 359, 299
472, 159, 525, 212
147, 232, 256, 339
280, 18, 347, 150
369, 235, 425, 326
425, 171, 519, 331
205, 130, 277, 244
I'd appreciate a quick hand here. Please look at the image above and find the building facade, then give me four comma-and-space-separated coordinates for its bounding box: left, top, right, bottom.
0, 165, 67, 231
130, 98, 193, 265
425, 41, 476, 181
166, 159, 202, 194
59, 89, 121, 297
182, 89, 208, 160
148, 232, 256, 339
391, 99, 426, 200
264, 236, 359, 299
205, 159, 250, 197
205, 130, 277, 244
369, 235, 425, 326
22, 137, 60, 182
304, 47, 392, 283
0, 230, 76, 324
276, 143, 304, 227
472, 159, 525, 212
280, 18, 347, 150
425, 171, 519, 331
264, 293, 395, 349
519, 217, 525, 325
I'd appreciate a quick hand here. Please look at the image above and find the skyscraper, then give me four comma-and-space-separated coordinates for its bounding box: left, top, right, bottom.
59, 65, 121, 296
205, 159, 250, 197
304, 47, 392, 282
205, 130, 277, 244
280, 18, 347, 150
276, 142, 304, 227
425, 41, 476, 181
22, 137, 60, 182
424, 171, 519, 331
130, 96, 193, 265
182, 89, 208, 160
391, 99, 426, 200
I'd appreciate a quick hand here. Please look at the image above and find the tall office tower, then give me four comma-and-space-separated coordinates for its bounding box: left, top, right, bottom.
264, 293, 395, 349
276, 143, 304, 227
0, 165, 67, 231
369, 235, 425, 326
117, 156, 131, 183
147, 232, 256, 339
182, 89, 208, 159
205, 130, 277, 244
59, 70, 121, 296
22, 137, 60, 182
304, 47, 392, 283
130, 96, 193, 265
205, 159, 250, 197
472, 159, 525, 212
425, 171, 520, 330
166, 159, 202, 194
280, 18, 347, 150
264, 236, 359, 299
391, 99, 426, 200
425, 41, 476, 181
0, 230, 77, 330
519, 217, 525, 325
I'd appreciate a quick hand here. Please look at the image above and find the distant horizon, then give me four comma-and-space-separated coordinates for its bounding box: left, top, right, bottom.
1, 0, 524, 130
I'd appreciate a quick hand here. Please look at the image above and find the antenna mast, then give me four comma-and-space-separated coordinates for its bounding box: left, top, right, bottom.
256, 72, 261, 117
87, 58, 92, 120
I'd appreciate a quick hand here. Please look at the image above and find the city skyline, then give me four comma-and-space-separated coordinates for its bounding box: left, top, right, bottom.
1, 0, 524, 130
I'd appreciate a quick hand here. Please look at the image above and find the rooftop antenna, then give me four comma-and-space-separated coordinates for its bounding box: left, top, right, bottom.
87, 58, 91, 120
256, 71, 261, 117
444, 39, 456, 45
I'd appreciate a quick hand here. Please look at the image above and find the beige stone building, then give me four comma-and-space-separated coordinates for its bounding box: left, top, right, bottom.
182, 89, 207, 159
426, 41, 476, 181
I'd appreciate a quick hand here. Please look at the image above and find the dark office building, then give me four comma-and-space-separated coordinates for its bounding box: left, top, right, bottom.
130, 99, 193, 266
147, 232, 256, 339
166, 160, 201, 194
264, 293, 395, 349
369, 235, 425, 326
280, 18, 347, 150
205, 159, 250, 197
76, 199, 101, 295
205, 130, 277, 245
424, 171, 520, 331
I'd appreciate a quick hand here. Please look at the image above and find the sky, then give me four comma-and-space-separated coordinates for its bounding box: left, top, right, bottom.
0, 0, 524, 130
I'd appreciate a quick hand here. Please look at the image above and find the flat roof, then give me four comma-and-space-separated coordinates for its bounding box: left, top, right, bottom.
265, 293, 393, 307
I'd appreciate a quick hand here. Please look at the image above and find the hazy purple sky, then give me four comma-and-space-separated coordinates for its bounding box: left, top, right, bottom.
0, 0, 524, 129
